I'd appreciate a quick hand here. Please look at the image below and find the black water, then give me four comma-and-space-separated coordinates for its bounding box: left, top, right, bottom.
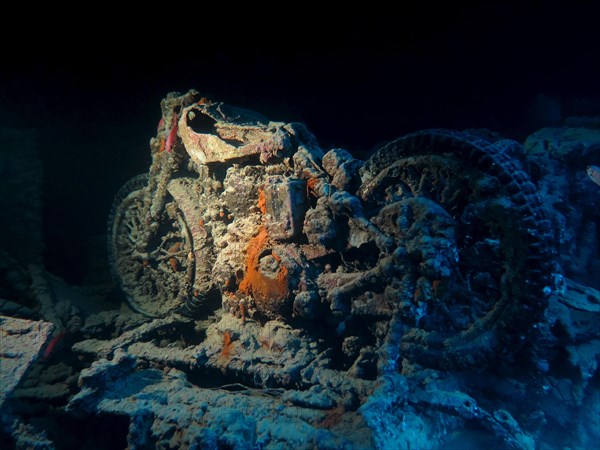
1, 5, 599, 281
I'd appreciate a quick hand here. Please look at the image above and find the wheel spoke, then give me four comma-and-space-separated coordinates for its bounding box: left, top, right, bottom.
108, 175, 196, 317
358, 129, 558, 370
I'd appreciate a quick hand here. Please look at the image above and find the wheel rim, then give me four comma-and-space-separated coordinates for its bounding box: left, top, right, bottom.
359, 130, 557, 369
108, 176, 195, 317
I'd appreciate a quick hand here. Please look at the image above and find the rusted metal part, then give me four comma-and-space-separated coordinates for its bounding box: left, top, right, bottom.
178, 101, 296, 164
0, 315, 55, 409
167, 178, 215, 298
557, 278, 600, 313
263, 175, 307, 241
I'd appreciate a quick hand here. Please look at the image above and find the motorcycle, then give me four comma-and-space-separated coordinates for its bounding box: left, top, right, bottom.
108, 89, 559, 370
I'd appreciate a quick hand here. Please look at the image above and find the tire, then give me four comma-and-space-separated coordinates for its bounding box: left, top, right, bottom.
359, 129, 558, 369
107, 175, 198, 317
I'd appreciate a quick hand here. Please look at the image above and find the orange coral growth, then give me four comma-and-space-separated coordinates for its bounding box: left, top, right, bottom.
158, 137, 166, 153
220, 331, 233, 359
306, 177, 321, 197
168, 242, 181, 272
316, 405, 346, 429
257, 188, 267, 215
168, 242, 181, 253
275, 259, 289, 286
238, 225, 289, 302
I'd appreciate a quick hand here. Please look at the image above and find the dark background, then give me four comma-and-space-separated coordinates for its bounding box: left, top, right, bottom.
2, 3, 599, 283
